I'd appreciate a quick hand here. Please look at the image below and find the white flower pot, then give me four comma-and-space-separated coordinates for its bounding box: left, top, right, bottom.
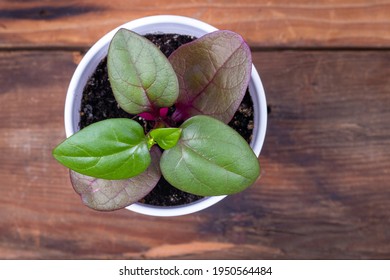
65, 15, 267, 217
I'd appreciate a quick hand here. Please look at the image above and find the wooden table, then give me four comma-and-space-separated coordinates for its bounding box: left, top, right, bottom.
1, 0, 390, 259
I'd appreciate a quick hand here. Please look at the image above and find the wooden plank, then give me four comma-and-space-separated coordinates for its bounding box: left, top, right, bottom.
254, 50, 390, 259
0, 0, 389, 49
0, 49, 390, 259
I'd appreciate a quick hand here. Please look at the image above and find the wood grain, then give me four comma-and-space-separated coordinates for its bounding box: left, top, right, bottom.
0, 0, 389, 49
0, 49, 389, 259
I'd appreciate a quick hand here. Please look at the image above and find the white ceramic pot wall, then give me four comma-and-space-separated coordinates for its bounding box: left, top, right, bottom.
65, 15, 267, 217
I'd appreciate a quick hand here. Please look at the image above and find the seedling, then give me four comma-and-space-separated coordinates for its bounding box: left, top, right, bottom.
53, 29, 260, 211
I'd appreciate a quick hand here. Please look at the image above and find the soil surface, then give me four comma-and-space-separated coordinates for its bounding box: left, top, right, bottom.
79, 33, 254, 206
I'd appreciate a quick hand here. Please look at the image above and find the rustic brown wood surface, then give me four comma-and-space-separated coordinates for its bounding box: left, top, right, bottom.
1, 0, 390, 259
1, 0, 390, 48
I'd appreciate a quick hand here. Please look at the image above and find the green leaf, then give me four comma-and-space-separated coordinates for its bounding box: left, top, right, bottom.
160, 116, 260, 196
107, 29, 179, 114
53, 118, 150, 180
169, 30, 252, 123
149, 128, 182, 150
70, 147, 161, 211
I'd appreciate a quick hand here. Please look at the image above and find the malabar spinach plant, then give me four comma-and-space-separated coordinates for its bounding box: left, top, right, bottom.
53, 29, 260, 211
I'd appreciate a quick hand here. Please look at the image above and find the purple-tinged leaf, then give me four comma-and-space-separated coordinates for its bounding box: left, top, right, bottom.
108, 29, 179, 114
138, 112, 156, 121
169, 30, 252, 123
159, 107, 169, 118
138, 107, 170, 121
70, 147, 161, 211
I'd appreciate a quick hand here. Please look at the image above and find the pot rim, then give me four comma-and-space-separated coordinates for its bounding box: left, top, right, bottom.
65, 15, 267, 217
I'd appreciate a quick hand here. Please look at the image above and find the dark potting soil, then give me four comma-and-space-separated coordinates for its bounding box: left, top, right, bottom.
79, 34, 254, 206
